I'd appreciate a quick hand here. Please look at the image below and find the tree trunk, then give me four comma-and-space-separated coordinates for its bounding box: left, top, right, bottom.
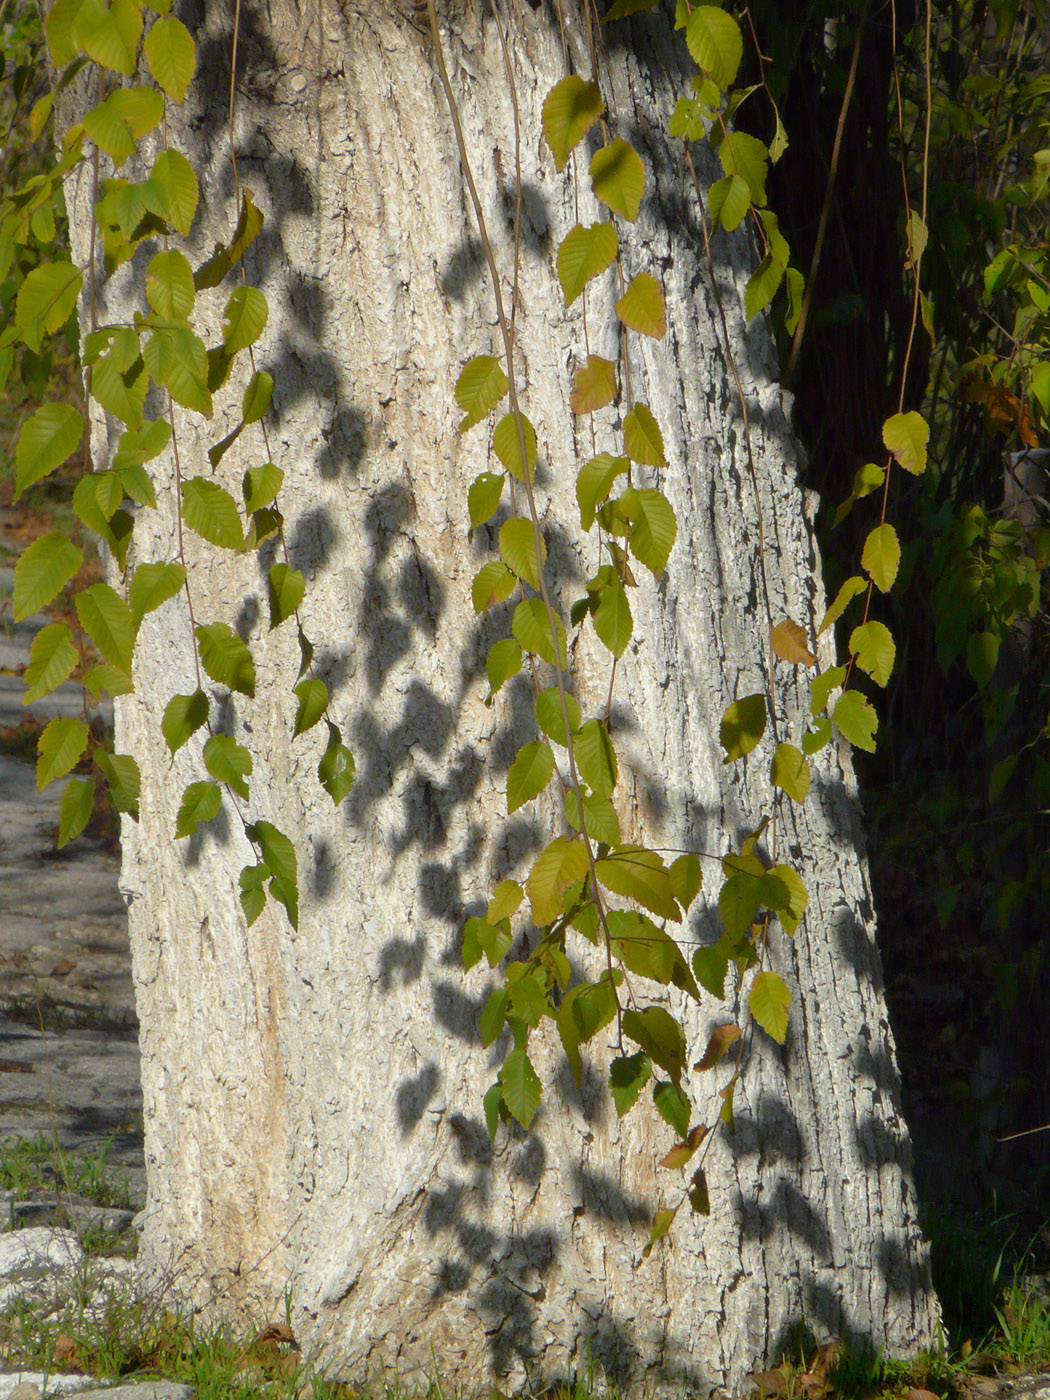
63, 0, 940, 1390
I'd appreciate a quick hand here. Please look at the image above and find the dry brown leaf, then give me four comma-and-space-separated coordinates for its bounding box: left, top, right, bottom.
49, 957, 77, 978
770, 618, 817, 667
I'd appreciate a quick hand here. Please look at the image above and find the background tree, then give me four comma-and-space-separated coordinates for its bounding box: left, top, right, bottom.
16, 0, 944, 1389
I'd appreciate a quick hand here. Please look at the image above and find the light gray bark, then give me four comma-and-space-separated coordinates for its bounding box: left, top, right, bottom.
63, 0, 939, 1390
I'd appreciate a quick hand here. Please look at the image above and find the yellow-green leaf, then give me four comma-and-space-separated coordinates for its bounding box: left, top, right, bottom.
146, 248, 195, 321
770, 742, 810, 802
557, 221, 618, 305
615, 272, 666, 339
468, 472, 504, 534
590, 139, 645, 221
528, 836, 589, 925
222, 285, 268, 356
576, 453, 628, 529
849, 619, 895, 687
833, 688, 878, 752
749, 969, 790, 1043
12, 532, 82, 621
819, 574, 866, 635
708, 173, 751, 231
455, 355, 509, 431
181, 477, 243, 550
542, 75, 603, 173
144, 15, 196, 100
269, 562, 305, 628
512, 597, 567, 668
23, 623, 78, 704
508, 740, 556, 813
146, 149, 198, 235
75, 583, 135, 671
16, 261, 83, 353
720, 693, 766, 763
620, 486, 676, 574
685, 4, 742, 89
493, 412, 536, 482
472, 560, 516, 613
593, 577, 633, 657
499, 517, 545, 590
74, 0, 141, 75
623, 403, 665, 466
58, 776, 94, 848
36, 716, 89, 791
882, 410, 928, 476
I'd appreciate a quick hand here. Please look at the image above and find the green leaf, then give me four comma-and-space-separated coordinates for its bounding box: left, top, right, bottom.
512, 597, 567, 668
861, 523, 900, 593
770, 742, 810, 802
107, 83, 165, 137
653, 1079, 691, 1137
718, 871, 759, 940
146, 149, 198, 235
668, 96, 706, 142
75, 584, 135, 671
749, 969, 791, 1043
143, 325, 210, 414
176, 780, 222, 838
247, 819, 297, 889
12, 532, 82, 621
243, 462, 284, 514
202, 733, 253, 800
576, 453, 628, 530
745, 253, 785, 321
492, 412, 537, 483
708, 173, 751, 232
488, 880, 523, 925
619, 486, 676, 574
241, 370, 273, 425
833, 689, 878, 752
46, 0, 87, 64
507, 740, 556, 813
802, 717, 832, 754
819, 575, 866, 635
967, 630, 1000, 688
558, 974, 621, 1081
564, 788, 621, 845
669, 853, 702, 910
570, 356, 618, 414
146, 248, 195, 320
144, 15, 195, 99
195, 622, 255, 696
95, 748, 139, 817
23, 623, 78, 703
268, 562, 305, 629
500, 517, 545, 590
472, 560, 517, 613
609, 909, 680, 986
318, 722, 355, 802
695, 1023, 742, 1072
162, 689, 208, 754
527, 836, 589, 925
556, 221, 618, 305
719, 130, 768, 205
36, 716, 89, 791
486, 637, 522, 699
16, 261, 83, 352
688, 1166, 711, 1215
82, 663, 133, 700
483, 1082, 503, 1140
91, 345, 147, 428
622, 1006, 686, 1085
882, 410, 928, 475
590, 139, 644, 221
989, 754, 1018, 803
766, 863, 807, 934
615, 272, 666, 339
593, 577, 632, 657
643, 1206, 676, 1258
811, 664, 847, 715
222, 285, 268, 356
597, 845, 679, 922
468, 472, 504, 534
292, 677, 328, 736
623, 403, 666, 466
833, 461, 885, 526
499, 1047, 542, 1130
685, 4, 742, 89
239, 862, 268, 926
130, 560, 185, 626
15, 403, 83, 500
720, 693, 766, 763
572, 717, 617, 797
849, 620, 895, 687
455, 355, 508, 431
112, 418, 171, 477
179, 477, 243, 550
59, 776, 94, 848
480, 987, 508, 1047
609, 1051, 651, 1117
542, 75, 603, 172
693, 939, 730, 998
74, 0, 141, 74
535, 686, 581, 746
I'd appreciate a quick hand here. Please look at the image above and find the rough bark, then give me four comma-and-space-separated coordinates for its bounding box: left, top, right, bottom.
63, 0, 940, 1390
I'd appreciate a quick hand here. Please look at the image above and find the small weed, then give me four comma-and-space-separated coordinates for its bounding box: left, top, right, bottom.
0, 1132, 133, 1212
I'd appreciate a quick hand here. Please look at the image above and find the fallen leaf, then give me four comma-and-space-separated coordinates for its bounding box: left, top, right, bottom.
49, 957, 78, 978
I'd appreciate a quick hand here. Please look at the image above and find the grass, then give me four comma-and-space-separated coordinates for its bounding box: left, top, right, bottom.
0, 1130, 135, 1257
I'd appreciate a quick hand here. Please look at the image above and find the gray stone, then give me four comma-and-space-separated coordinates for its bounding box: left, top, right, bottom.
0, 1376, 95, 1400
0, 1228, 83, 1276
66, 1386, 194, 1400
